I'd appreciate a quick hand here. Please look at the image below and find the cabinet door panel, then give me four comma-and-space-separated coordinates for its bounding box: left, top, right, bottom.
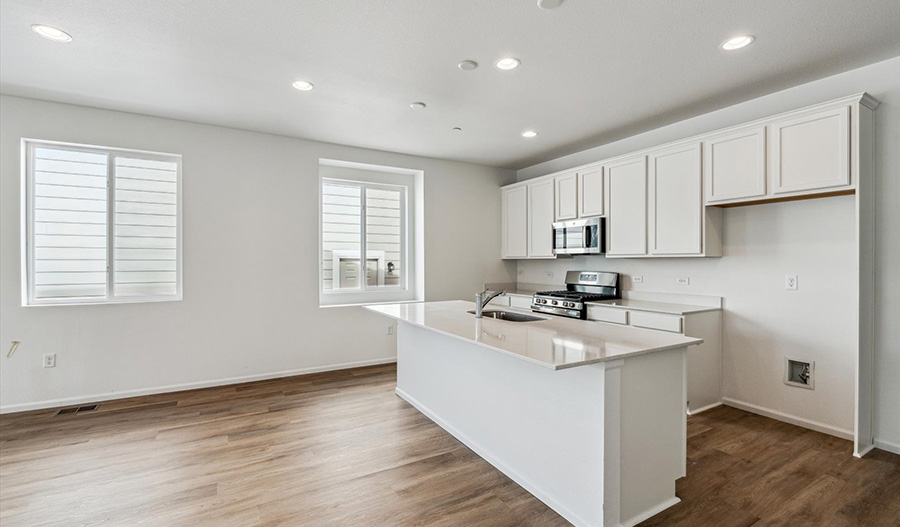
502, 186, 527, 259
528, 179, 555, 258
771, 105, 850, 194
703, 126, 766, 203
649, 143, 702, 255
555, 172, 578, 220
578, 166, 604, 217
605, 155, 647, 256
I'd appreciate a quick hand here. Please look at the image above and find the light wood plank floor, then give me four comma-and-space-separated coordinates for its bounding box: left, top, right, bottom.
1, 364, 898, 527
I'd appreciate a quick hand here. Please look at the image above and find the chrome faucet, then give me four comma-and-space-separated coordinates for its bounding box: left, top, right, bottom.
475, 289, 506, 318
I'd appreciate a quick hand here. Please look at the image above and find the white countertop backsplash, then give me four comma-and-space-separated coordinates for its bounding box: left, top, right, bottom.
365, 300, 702, 370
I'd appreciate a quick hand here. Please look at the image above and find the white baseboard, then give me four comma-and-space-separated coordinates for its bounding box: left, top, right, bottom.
0, 357, 397, 415
874, 437, 900, 455
395, 387, 597, 527
855, 443, 876, 458
687, 401, 722, 416
721, 397, 853, 440
617, 496, 681, 527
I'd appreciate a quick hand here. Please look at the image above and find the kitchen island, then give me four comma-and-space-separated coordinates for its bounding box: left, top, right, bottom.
364, 300, 702, 527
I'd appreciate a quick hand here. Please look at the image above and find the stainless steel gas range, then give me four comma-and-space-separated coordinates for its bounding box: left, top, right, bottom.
531, 271, 620, 319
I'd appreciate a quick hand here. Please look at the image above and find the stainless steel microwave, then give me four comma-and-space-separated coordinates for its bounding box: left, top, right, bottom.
552, 217, 605, 255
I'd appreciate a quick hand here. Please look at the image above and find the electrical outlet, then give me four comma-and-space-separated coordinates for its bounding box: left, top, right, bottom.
43, 353, 56, 368
676, 277, 690, 286
545, 271, 554, 279
785, 275, 798, 290
632, 275, 644, 284
386, 325, 394, 336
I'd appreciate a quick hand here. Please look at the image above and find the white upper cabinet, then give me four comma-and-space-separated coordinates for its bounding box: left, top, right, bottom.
578, 165, 604, 217
499, 93, 873, 259
501, 185, 527, 259
528, 179, 556, 258
703, 125, 766, 204
649, 143, 702, 255
770, 105, 850, 195
554, 171, 578, 221
605, 155, 648, 257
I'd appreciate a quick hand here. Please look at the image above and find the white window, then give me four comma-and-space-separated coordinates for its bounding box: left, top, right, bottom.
22, 139, 182, 306
319, 160, 422, 306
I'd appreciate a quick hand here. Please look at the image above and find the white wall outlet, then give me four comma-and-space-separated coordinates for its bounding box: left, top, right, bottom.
785, 275, 798, 290
546, 271, 554, 279
386, 325, 394, 336
632, 275, 644, 284
43, 353, 56, 368
676, 277, 690, 286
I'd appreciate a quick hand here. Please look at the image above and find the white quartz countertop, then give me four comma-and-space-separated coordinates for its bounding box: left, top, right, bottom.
364, 300, 702, 370
588, 298, 720, 315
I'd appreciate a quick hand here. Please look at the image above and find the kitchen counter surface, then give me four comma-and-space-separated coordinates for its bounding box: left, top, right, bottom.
365, 300, 702, 370
589, 298, 720, 315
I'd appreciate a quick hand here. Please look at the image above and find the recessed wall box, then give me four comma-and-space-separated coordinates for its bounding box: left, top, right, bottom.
784, 358, 814, 390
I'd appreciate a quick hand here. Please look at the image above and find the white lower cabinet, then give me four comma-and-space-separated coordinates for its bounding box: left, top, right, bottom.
588, 304, 722, 413
508, 294, 533, 310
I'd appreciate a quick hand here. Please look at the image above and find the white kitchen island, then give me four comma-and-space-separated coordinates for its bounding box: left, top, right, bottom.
364, 300, 703, 527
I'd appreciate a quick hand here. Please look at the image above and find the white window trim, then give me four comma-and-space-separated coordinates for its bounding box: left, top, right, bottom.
318, 159, 423, 307
21, 138, 183, 307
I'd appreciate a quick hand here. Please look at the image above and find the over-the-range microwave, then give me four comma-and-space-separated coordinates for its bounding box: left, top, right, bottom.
552, 217, 605, 255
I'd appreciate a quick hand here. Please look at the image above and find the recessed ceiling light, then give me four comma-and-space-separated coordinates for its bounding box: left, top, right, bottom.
31, 24, 72, 42
537, 0, 564, 9
291, 80, 314, 91
410, 102, 426, 109
452, 127, 462, 132
721, 35, 754, 51
495, 57, 521, 70
458, 60, 478, 71
521, 130, 539, 138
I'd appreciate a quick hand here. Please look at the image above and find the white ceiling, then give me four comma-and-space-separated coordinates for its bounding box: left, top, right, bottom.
2, 0, 898, 169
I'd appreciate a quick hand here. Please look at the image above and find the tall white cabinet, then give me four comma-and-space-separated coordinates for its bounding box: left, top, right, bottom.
648, 143, 703, 256
501, 185, 527, 259
528, 179, 555, 258
605, 155, 648, 257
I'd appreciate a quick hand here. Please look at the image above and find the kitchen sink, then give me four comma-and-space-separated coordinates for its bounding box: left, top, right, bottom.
466, 310, 546, 322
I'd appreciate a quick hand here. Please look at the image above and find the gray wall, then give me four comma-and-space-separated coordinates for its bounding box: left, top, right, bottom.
0, 95, 517, 411
517, 57, 900, 451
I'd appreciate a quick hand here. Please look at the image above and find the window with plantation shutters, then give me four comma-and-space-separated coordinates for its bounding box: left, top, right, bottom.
23, 140, 182, 306
319, 160, 418, 307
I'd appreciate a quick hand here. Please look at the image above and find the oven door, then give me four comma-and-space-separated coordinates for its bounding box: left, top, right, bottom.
552, 217, 604, 255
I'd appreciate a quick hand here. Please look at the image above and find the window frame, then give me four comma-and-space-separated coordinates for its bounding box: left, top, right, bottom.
22, 138, 183, 307
318, 161, 420, 307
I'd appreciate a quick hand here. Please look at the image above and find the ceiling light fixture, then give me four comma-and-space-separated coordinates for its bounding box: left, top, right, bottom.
458, 60, 478, 71
495, 57, 521, 70
537, 0, 564, 9
720, 35, 754, 51
31, 24, 72, 42
521, 130, 539, 138
410, 102, 426, 109
291, 80, 314, 91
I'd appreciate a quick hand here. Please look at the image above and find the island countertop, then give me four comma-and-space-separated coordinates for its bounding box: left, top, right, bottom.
364, 300, 702, 370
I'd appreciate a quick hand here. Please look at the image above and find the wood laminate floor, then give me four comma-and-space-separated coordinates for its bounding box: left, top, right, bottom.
1, 364, 898, 527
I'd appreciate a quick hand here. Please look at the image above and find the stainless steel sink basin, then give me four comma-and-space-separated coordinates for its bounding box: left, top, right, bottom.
466, 310, 546, 322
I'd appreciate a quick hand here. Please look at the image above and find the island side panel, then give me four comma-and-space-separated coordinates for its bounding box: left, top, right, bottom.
396, 321, 607, 527
618, 347, 687, 525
